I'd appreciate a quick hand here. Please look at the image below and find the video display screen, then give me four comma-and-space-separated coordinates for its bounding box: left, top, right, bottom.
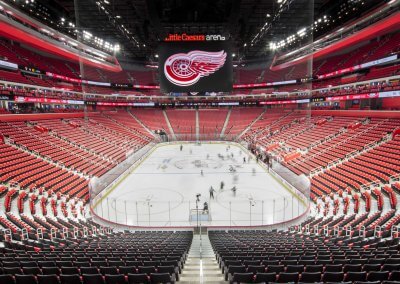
159, 41, 233, 93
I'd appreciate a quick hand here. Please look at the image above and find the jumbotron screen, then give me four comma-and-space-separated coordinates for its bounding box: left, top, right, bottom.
158, 39, 233, 93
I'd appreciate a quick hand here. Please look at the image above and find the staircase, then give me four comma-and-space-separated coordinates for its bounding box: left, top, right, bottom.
3, 123, 92, 178
128, 111, 158, 139
251, 110, 294, 140
310, 132, 392, 179
237, 108, 267, 139
314, 59, 327, 75
101, 113, 153, 141
196, 109, 200, 141
220, 109, 232, 138
96, 69, 108, 81
65, 63, 79, 77
163, 110, 177, 140
180, 234, 225, 283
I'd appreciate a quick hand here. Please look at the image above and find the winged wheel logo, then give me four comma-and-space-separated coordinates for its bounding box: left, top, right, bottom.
164, 50, 227, 86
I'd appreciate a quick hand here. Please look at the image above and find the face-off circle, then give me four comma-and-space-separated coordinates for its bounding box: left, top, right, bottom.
174, 158, 223, 169
111, 187, 185, 215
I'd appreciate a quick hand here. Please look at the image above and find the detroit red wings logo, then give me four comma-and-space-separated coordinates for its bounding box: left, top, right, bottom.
164, 50, 227, 86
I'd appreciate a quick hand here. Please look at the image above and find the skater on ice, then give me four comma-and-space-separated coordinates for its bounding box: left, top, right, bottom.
203, 202, 209, 213
233, 174, 239, 184
180, 145, 183, 151
243, 157, 246, 163
209, 186, 216, 199
201, 170, 204, 176
231, 186, 237, 197
220, 181, 225, 191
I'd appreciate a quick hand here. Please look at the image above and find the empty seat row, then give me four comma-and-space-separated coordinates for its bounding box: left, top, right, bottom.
0, 273, 175, 284
0, 265, 178, 278
228, 270, 400, 283
223, 263, 400, 275
0, 260, 181, 269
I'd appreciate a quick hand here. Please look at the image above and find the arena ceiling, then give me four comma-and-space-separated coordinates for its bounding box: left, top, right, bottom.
26, 0, 389, 61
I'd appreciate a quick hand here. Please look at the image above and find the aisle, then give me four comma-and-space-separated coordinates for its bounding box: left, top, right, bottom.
180, 234, 226, 283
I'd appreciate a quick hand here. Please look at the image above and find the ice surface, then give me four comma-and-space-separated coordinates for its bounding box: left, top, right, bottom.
95, 143, 306, 227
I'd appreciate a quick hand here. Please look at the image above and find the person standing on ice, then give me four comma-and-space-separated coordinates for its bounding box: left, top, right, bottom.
243, 157, 246, 163
209, 186, 216, 199
201, 169, 204, 176
203, 202, 209, 213
180, 145, 183, 151
220, 181, 225, 191
231, 186, 237, 197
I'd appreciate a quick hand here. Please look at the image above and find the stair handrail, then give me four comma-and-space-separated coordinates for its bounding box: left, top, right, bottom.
36, 228, 43, 240
323, 225, 329, 236
360, 226, 366, 238
62, 227, 69, 239
345, 226, 352, 237
374, 225, 382, 238
50, 228, 57, 240
391, 225, 399, 238
333, 225, 340, 237
20, 228, 29, 241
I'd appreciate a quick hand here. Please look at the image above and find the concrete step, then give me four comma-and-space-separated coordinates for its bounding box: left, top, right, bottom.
179, 234, 225, 283
180, 279, 226, 283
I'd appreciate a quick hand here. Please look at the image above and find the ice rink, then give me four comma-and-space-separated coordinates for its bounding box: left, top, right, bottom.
94, 143, 307, 227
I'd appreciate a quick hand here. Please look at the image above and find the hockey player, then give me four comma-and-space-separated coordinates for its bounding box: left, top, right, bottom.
203, 202, 209, 213
209, 186, 216, 199
231, 186, 237, 197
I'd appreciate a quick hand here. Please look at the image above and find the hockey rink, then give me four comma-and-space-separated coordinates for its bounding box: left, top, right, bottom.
94, 143, 307, 227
